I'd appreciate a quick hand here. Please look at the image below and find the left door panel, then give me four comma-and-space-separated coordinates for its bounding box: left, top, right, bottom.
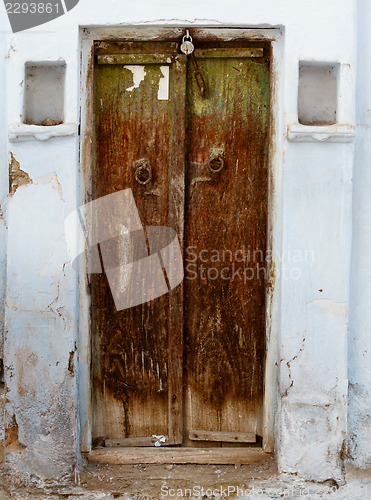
92, 43, 185, 445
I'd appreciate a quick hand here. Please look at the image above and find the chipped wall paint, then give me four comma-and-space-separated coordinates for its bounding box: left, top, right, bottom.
158, 66, 170, 100
124, 65, 146, 92
0, 0, 369, 484
9, 153, 32, 195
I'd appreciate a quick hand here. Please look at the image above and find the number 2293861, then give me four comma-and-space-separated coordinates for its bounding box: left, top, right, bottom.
5, 3, 60, 14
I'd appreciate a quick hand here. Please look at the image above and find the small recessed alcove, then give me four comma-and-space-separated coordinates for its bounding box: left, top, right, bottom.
23, 61, 66, 125
298, 62, 339, 126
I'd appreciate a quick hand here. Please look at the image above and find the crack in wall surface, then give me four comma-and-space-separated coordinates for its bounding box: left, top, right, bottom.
47, 263, 67, 316
284, 335, 306, 397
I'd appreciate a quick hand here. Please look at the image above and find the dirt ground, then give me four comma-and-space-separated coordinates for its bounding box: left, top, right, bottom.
0, 458, 371, 499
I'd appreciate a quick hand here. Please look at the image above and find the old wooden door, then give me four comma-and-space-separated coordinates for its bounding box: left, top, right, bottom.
91, 39, 270, 450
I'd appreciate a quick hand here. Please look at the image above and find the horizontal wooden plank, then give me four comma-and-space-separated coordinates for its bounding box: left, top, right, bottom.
105, 436, 170, 447
95, 41, 179, 56
85, 447, 271, 465
97, 49, 263, 65
97, 54, 174, 65
195, 48, 264, 58
189, 430, 256, 443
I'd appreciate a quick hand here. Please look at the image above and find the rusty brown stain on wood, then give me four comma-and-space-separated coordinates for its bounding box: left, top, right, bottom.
9, 153, 32, 195
91, 41, 270, 445
92, 44, 176, 440
184, 50, 270, 440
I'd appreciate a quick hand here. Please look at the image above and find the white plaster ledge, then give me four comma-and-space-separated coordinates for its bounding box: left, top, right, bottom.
8, 123, 77, 142
287, 123, 356, 143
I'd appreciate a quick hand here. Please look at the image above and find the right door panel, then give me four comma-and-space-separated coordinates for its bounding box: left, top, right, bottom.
184, 48, 270, 446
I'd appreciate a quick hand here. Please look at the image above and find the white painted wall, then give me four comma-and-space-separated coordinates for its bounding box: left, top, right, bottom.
348, 0, 371, 469
0, 0, 368, 483
0, 2, 9, 467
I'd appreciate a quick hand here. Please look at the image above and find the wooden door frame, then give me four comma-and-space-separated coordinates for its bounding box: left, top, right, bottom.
77, 26, 284, 460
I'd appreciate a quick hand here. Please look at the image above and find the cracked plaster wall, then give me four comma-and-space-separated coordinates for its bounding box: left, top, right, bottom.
277, 142, 352, 484
3, 141, 79, 479
0, 0, 366, 483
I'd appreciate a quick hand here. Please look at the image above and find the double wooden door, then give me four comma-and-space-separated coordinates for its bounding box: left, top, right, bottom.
91, 39, 270, 449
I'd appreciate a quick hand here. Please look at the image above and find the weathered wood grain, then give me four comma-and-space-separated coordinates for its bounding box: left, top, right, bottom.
92, 43, 183, 442
105, 436, 169, 447
189, 430, 256, 443
86, 447, 272, 465
184, 50, 270, 445
91, 41, 270, 450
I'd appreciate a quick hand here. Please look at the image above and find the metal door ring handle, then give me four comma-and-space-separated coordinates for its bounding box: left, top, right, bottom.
208, 155, 225, 174
135, 163, 152, 185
